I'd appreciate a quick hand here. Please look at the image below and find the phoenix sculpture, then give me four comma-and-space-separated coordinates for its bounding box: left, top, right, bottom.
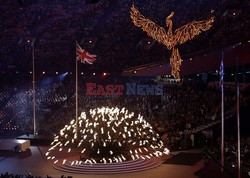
130, 5, 215, 78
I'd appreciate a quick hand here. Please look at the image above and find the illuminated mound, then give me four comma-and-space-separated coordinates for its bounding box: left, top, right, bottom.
46, 107, 169, 165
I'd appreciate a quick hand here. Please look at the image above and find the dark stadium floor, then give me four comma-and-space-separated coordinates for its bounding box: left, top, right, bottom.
0, 146, 239, 178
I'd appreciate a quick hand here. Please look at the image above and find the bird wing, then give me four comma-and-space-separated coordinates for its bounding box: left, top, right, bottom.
130, 5, 169, 47
174, 16, 215, 45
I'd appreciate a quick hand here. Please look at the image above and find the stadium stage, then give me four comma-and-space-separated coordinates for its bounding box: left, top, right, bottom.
0, 139, 30, 152
0, 146, 200, 178
0, 147, 245, 178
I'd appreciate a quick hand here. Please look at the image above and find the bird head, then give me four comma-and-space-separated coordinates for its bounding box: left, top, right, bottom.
166, 11, 174, 26
167, 11, 174, 19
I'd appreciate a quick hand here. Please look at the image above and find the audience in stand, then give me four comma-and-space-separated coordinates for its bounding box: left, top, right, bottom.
203, 136, 250, 174
0, 172, 72, 178
1, 0, 249, 69
0, 76, 236, 149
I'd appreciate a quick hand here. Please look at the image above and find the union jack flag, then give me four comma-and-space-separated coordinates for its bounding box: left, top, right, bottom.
76, 42, 97, 64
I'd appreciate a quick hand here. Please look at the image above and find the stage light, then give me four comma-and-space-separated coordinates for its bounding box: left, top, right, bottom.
234, 42, 241, 47
30, 71, 32, 74
103, 72, 107, 76
147, 41, 151, 44
16, 71, 19, 74
93, 72, 96, 76
81, 72, 83, 75
56, 72, 58, 74
58, 72, 68, 80
89, 40, 92, 43
248, 40, 250, 43
43, 71, 45, 74
70, 72, 72, 75
27, 40, 30, 43
134, 70, 136, 74
190, 58, 192, 61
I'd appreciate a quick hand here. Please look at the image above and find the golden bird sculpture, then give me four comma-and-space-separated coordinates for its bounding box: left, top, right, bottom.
130, 5, 215, 78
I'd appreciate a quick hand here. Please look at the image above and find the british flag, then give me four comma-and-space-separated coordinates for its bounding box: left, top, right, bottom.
76, 42, 97, 64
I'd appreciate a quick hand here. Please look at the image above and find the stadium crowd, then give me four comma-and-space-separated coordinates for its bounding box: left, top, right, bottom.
0, 172, 72, 178
0, 75, 237, 149
202, 136, 250, 174
1, 0, 250, 70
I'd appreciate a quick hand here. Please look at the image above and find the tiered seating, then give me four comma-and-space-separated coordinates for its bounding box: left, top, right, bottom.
54, 158, 163, 174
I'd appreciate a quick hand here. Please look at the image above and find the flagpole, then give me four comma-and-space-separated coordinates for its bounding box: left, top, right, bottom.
221, 51, 224, 171
76, 44, 79, 139
236, 57, 241, 178
75, 42, 96, 139
32, 40, 36, 137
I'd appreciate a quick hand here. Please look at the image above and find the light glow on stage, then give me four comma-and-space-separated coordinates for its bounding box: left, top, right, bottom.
46, 107, 169, 165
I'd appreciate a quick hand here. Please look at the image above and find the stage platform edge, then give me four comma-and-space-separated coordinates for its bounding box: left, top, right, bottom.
16, 134, 53, 145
